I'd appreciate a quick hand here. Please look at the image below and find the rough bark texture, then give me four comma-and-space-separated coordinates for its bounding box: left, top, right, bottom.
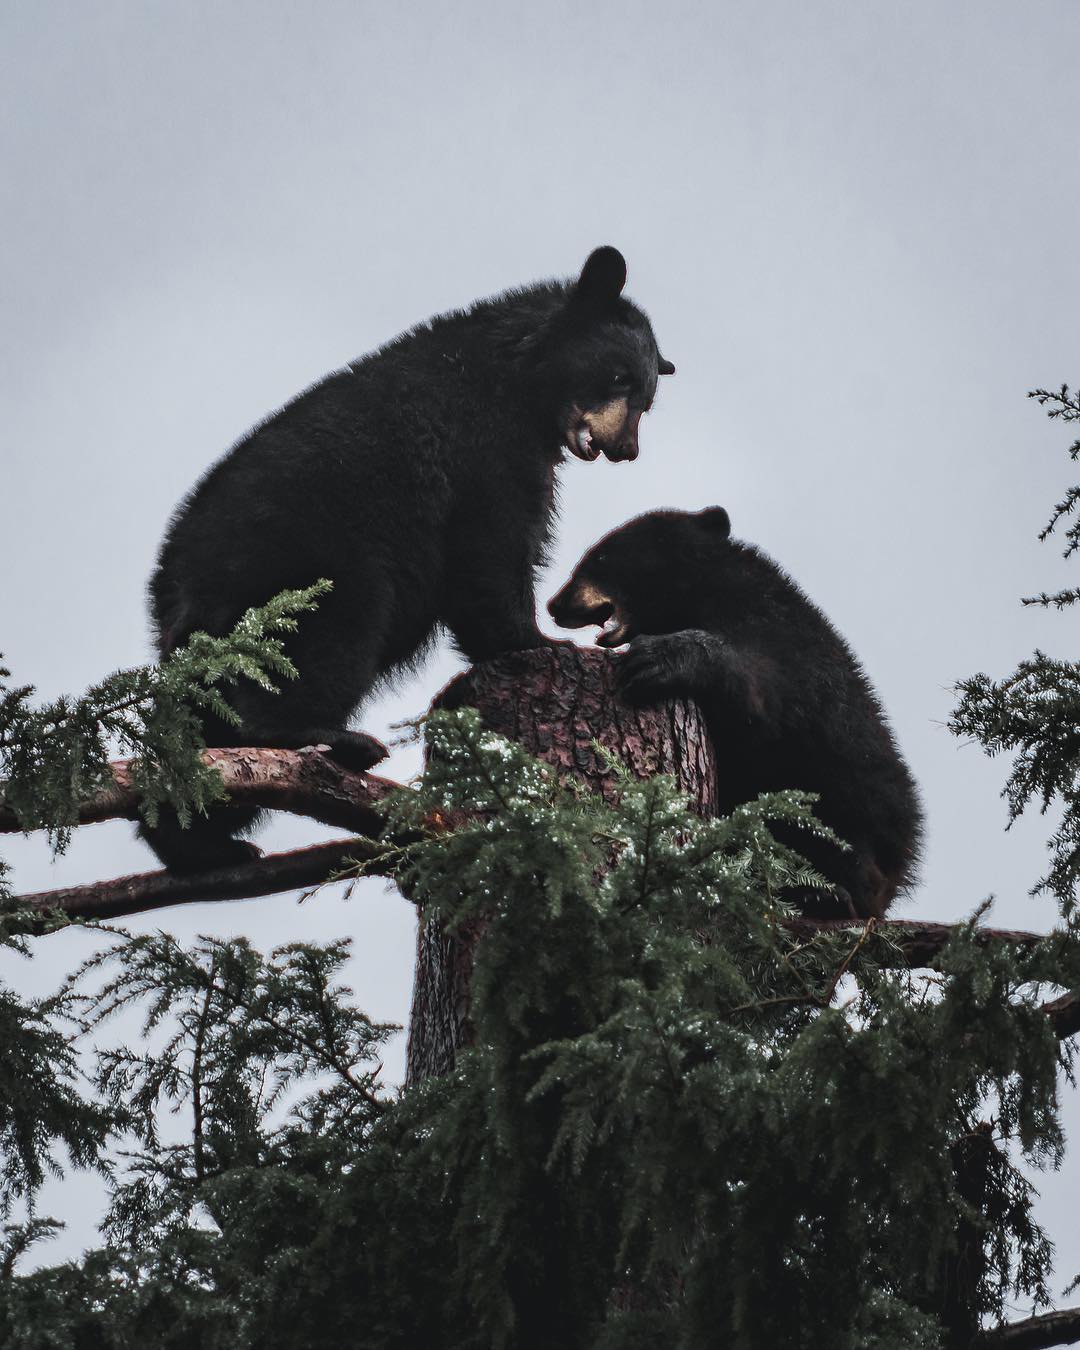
434, 644, 720, 813
404, 645, 718, 1086
0, 746, 398, 837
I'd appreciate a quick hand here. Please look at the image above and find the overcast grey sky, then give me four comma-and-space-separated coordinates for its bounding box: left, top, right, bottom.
3, 0, 1079, 1296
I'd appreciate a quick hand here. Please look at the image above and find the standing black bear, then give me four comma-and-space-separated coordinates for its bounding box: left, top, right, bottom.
548, 507, 922, 918
145, 246, 673, 871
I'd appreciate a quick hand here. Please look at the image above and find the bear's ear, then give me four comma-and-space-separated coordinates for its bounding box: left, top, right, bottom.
658, 355, 676, 376
573, 246, 627, 304
697, 506, 731, 538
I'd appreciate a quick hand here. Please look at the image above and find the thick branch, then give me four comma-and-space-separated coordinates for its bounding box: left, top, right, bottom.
17, 862, 1063, 964
0, 746, 397, 836
17, 836, 390, 923
979, 1307, 1080, 1348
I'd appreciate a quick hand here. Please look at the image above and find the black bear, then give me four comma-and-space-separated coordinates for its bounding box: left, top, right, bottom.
144, 247, 673, 871
547, 507, 922, 918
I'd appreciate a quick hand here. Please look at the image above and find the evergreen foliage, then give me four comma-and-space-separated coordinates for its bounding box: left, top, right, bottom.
951, 386, 1080, 914
0, 709, 1076, 1348
0, 877, 112, 1227
0, 580, 331, 852
0, 396, 1079, 1346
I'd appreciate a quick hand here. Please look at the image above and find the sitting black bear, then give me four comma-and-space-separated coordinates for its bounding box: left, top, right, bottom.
144, 247, 673, 871
548, 507, 922, 918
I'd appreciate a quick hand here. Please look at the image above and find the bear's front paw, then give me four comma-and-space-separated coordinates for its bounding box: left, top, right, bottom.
616, 635, 681, 705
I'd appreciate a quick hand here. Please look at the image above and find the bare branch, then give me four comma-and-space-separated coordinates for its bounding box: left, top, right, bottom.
15, 836, 1080, 1054
17, 836, 392, 924
0, 746, 399, 836
979, 1306, 1080, 1348
785, 915, 1050, 965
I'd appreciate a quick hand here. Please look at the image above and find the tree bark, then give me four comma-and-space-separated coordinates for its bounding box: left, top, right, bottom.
0, 746, 397, 837
404, 645, 718, 1086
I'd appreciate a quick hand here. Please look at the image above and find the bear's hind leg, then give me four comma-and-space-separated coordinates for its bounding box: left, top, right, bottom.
139, 621, 389, 871
138, 809, 264, 875
222, 618, 391, 771
137, 705, 265, 873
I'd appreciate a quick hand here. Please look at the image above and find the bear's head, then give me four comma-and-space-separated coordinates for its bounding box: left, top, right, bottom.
548, 506, 732, 644
527, 247, 675, 463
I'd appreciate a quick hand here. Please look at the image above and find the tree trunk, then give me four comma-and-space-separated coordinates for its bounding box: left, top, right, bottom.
404, 645, 717, 1086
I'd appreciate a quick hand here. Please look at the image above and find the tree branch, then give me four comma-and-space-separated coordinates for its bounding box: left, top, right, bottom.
16, 836, 392, 924
979, 1307, 1080, 1348
14, 849, 1068, 992
6, 749, 1079, 1044
785, 915, 1050, 965
0, 746, 398, 836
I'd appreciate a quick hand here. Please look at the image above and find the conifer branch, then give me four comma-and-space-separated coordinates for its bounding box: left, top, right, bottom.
0, 746, 398, 836
980, 1305, 1080, 1348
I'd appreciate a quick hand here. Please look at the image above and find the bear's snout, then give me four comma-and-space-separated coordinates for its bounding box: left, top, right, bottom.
547, 578, 613, 629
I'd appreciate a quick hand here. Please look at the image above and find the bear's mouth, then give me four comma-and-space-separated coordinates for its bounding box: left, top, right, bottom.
594, 607, 633, 648
563, 399, 638, 463
547, 580, 635, 646
566, 420, 602, 462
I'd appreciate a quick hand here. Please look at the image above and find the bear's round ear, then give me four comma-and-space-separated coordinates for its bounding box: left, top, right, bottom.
697, 506, 731, 538
658, 355, 676, 376
573, 246, 627, 304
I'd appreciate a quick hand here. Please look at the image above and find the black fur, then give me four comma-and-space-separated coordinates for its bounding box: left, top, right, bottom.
548, 507, 923, 918
144, 247, 672, 871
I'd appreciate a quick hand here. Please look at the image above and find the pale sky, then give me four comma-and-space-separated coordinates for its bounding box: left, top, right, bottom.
2, 0, 1079, 1300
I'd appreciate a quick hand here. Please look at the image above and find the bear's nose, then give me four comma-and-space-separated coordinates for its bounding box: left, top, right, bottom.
546, 584, 570, 620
